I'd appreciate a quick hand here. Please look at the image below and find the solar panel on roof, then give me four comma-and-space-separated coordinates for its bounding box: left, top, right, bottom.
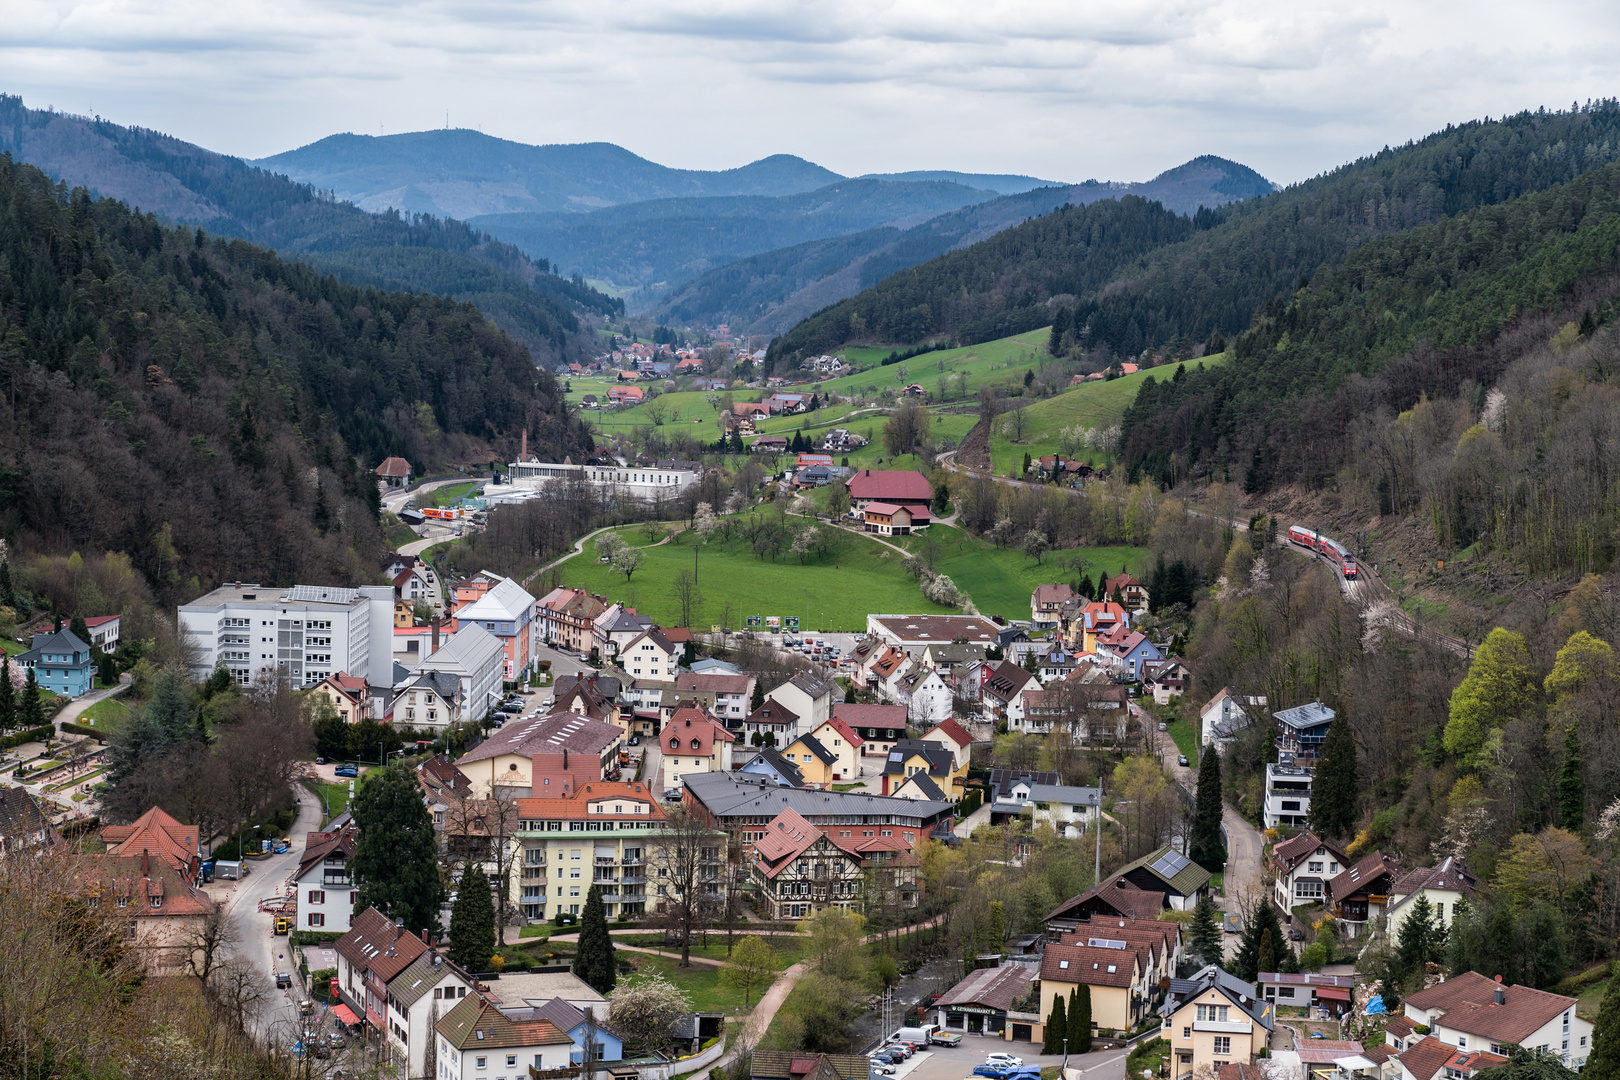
1087, 938, 1128, 949
1151, 850, 1190, 879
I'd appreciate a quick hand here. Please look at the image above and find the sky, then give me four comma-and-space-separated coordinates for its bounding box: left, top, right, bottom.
6, 0, 1620, 185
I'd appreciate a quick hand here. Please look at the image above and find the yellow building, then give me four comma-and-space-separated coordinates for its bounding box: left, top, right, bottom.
1038, 943, 1143, 1036
1162, 968, 1275, 1079
879, 738, 968, 797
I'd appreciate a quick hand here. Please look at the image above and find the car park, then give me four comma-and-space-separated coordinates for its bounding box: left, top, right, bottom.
869, 1064, 894, 1076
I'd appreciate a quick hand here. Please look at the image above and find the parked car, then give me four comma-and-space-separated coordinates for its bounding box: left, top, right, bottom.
972, 1067, 1010, 1078
1157, 722, 1168, 732
275, 972, 292, 989
664, 787, 683, 801
868, 1064, 894, 1076
629, 735, 640, 746
334, 765, 359, 778
315, 757, 328, 765
930, 1032, 963, 1047
986, 1055, 1023, 1068
1178, 754, 1190, 767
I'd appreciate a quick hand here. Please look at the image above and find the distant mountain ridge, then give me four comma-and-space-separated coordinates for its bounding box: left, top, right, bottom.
654, 156, 1275, 334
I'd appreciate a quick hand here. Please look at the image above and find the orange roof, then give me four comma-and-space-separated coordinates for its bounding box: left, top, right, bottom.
100, 806, 199, 879
514, 781, 667, 823
72, 851, 215, 916
925, 717, 973, 749
662, 710, 736, 755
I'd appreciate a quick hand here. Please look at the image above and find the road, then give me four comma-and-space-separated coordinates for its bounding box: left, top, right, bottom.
381, 478, 466, 516
396, 526, 459, 557
218, 784, 324, 1038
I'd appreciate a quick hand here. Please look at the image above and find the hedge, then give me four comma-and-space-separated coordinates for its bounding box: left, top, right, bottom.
1, 725, 56, 751
58, 722, 108, 741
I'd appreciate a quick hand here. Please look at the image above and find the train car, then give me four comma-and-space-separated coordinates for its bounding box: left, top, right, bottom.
1288, 525, 1318, 549
1289, 525, 1358, 579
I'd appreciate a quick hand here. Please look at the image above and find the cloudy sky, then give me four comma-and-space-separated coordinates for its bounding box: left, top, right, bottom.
6, 0, 1618, 184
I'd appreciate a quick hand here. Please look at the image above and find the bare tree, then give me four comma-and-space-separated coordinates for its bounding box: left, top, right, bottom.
207, 955, 272, 1033
444, 781, 524, 944
184, 909, 237, 987
652, 807, 726, 967
671, 571, 702, 628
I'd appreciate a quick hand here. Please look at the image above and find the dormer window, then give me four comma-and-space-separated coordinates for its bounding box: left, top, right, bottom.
150, 896, 162, 909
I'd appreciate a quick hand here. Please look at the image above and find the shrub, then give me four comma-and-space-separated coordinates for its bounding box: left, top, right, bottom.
1, 725, 55, 751
58, 721, 107, 741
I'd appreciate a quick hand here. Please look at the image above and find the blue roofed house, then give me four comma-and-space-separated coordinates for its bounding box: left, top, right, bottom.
18, 628, 94, 698
525, 998, 624, 1065
1273, 701, 1336, 763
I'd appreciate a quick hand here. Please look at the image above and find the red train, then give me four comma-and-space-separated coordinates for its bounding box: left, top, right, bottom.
1288, 525, 1359, 579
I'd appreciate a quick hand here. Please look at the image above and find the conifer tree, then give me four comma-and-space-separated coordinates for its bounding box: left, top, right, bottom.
1392, 894, 1440, 995
1189, 894, 1223, 967
751, 680, 765, 712
18, 667, 44, 730
1584, 966, 1620, 1080
352, 764, 446, 938
0, 656, 15, 731
1189, 744, 1226, 872
1234, 899, 1284, 982
1257, 927, 1277, 977
448, 859, 497, 974
1069, 984, 1092, 1052
1308, 715, 1358, 840
0, 560, 15, 611
1043, 992, 1067, 1054
69, 615, 89, 647
1558, 725, 1585, 831
573, 884, 618, 995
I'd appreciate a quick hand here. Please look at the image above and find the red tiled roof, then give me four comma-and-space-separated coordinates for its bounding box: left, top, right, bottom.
1040, 942, 1137, 987
100, 806, 199, 879
845, 469, 933, 502
335, 907, 429, 984
833, 703, 909, 728
1403, 972, 1577, 1044
925, 717, 973, 749
376, 456, 411, 478
1327, 850, 1400, 905
71, 851, 215, 916
1271, 830, 1349, 874
1397, 1036, 1507, 1080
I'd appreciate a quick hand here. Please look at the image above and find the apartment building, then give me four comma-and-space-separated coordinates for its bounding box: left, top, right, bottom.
179, 583, 394, 687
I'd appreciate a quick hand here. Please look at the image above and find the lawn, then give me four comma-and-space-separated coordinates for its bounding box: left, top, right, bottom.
1578, 976, 1608, 1021
307, 778, 363, 823
625, 952, 773, 1015
77, 697, 131, 734
987, 352, 1230, 476
551, 518, 1148, 629
420, 481, 481, 508
550, 519, 958, 632
1166, 715, 1199, 760
781, 329, 1053, 401
615, 934, 803, 969
0, 638, 23, 655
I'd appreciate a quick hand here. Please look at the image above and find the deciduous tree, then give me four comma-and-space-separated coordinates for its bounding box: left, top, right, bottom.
720, 935, 775, 1008
1445, 628, 1536, 761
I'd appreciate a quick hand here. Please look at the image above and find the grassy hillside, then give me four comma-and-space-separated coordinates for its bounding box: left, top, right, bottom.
550, 518, 1146, 629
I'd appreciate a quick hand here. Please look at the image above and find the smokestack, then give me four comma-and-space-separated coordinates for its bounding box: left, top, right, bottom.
432, 616, 440, 653
521, 428, 528, 462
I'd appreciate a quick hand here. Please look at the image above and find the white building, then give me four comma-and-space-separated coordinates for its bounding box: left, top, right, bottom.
179, 583, 394, 688
435, 995, 576, 1080
1269, 831, 1348, 911
293, 822, 357, 933
1263, 762, 1314, 830
1402, 971, 1592, 1069
898, 667, 952, 725
418, 624, 506, 724
386, 951, 477, 1079
1200, 687, 1265, 752
504, 459, 700, 501
1022, 784, 1101, 838
764, 672, 834, 739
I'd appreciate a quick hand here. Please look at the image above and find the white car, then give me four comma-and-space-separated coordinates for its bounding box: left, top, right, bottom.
868, 1063, 895, 1076
986, 1055, 1023, 1068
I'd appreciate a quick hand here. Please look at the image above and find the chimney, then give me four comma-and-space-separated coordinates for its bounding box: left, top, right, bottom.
432, 616, 440, 653
1493, 975, 1505, 1005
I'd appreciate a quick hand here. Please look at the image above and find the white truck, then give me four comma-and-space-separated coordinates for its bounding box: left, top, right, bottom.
892, 1025, 938, 1047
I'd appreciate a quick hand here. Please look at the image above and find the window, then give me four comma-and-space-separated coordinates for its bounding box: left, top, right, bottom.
309, 890, 325, 904
309, 913, 325, 927
1213, 1037, 1231, 1055
1196, 1005, 1229, 1022
1295, 880, 1324, 899
1307, 861, 1323, 872
1183, 1028, 1191, 1039
1279, 988, 1295, 998
1282, 800, 1301, 811
508, 1056, 517, 1067
477, 1057, 486, 1068
150, 896, 162, 909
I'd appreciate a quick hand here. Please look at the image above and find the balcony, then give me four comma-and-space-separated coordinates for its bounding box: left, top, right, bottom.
522, 867, 547, 880
595, 857, 616, 866
619, 874, 648, 886
322, 874, 353, 887
621, 857, 644, 867
592, 871, 617, 883
617, 892, 647, 904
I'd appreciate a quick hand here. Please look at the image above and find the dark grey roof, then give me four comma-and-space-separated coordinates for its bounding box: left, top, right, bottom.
989, 769, 1060, 797
882, 738, 954, 776
898, 772, 946, 801
788, 672, 833, 700
407, 670, 462, 699
1274, 700, 1335, 730
741, 747, 804, 786
794, 732, 836, 766
682, 772, 952, 822
18, 628, 90, 663
1161, 965, 1275, 1030
1026, 784, 1101, 807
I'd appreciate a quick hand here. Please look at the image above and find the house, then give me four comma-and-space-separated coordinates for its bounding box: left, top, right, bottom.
865, 613, 1001, 655
895, 666, 952, 724
845, 469, 934, 511
879, 738, 965, 797
1031, 584, 1077, 628
1386, 857, 1479, 941
783, 719, 861, 783
293, 821, 358, 932
434, 995, 575, 1080
1326, 851, 1401, 936
1100, 573, 1151, 612
1274, 700, 1336, 761
100, 806, 201, 884
392, 670, 461, 733
511, 782, 674, 920
1393, 1036, 1508, 1080
311, 672, 372, 723
1068, 916, 1184, 982
617, 629, 679, 681
608, 385, 645, 405
932, 963, 1036, 1039
67, 851, 216, 973
750, 1051, 870, 1080
865, 644, 913, 701
676, 671, 755, 723
736, 746, 805, 787
391, 557, 441, 611
524, 998, 625, 1066
375, 456, 412, 486
416, 623, 505, 725
1069, 601, 1130, 654
451, 575, 538, 680
1102, 631, 1164, 680
0, 785, 64, 856
382, 949, 480, 1075
751, 807, 920, 919
1402, 971, 1593, 1068
752, 435, 789, 453
1019, 784, 1102, 838
1040, 941, 1145, 1033
681, 773, 954, 847
862, 502, 932, 535
764, 672, 834, 738
335, 908, 433, 1040
1160, 966, 1276, 1079
1044, 877, 1168, 934
833, 702, 909, 756
1256, 973, 1357, 1018
662, 709, 737, 788
538, 587, 610, 652
920, 641, 988, 674
1270, 831, 1349, 911
17, 628, 93, 698
1263, 762, 1315, 829
982, 661, 1040, 727
1143, 658, 1190, 705
891, 770, 950, 803
738, 700, 800, 745
919, 717, 974, 771
592, 604, 652, 661
1110, 846, 1212, 911
79, 615, 121, 652
456, 711, 624, 796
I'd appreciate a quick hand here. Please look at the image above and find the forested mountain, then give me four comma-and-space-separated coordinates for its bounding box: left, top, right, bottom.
1120, 155, 1620, 578
858, 170, 1064, 194
258, 130, 847, 217
657, 156, 1272, 337
770, 105, 1620, 365
0, 96, 620, 362
0, 156, 591, 595
471, 178, 1001, 303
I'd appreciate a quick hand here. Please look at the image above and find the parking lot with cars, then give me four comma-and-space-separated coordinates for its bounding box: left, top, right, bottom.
869, 1036, 1126, 1080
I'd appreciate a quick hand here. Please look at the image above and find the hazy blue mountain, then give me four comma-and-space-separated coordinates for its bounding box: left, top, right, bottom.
470, 178, 1001, 303
0, 95, 620, 361
255, 130, 848, 218
858, 170, 1065, 194
652, 156, 1273, 333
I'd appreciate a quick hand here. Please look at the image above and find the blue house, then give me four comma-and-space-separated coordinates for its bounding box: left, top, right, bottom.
527, 998, 624, 1064
1114, 632, 1165, 681
737, 746, 804, 788
17, 629, 94, 698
